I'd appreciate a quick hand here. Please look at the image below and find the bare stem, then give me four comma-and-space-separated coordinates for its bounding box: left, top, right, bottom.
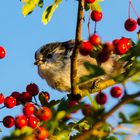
0, 106, 5, 110
88, 10, 91, 38
73, 91, 140, 140
71, 0, 84, 95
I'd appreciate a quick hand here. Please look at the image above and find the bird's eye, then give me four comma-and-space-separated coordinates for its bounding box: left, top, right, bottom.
47, 54, 53, 59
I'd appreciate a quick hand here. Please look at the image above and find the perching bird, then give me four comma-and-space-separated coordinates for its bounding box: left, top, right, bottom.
34, 40, 124, 94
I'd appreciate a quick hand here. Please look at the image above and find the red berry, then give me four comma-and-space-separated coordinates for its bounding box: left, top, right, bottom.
21, 92, 32, 103
0, 46, 6, 59
124, 18, 137, 32
39, 91, 50, 102
15, 115, 28, 129
91, 10, 103, 22
111, 86, 123, 98
28, 116, 39, 128
112, 39, 120, 46
96, 92, 107, 105
120, 37, 132, 50
137, 17, 140, 26
103, 42, 115, 54
34, 127, 48, 140
36, 107, 52, 121
26, 83, 39, 96
11, 91, 22, 105
115, 40, 127, 55
89, 34, 101, 46
4, 96, 16, 108
68, 100, 79, 113
0, 93, 4, 104
82, 104, 94, 116
3, 116, 15, 128
97, 51, 110, 63
85, 0, 95, 3
23, 103, 36, 116
80, 41, 93, 56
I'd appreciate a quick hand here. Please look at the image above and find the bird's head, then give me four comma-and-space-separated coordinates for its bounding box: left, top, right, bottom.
34, 40, 74, 67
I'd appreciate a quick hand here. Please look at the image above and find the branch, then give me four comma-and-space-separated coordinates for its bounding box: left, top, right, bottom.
71, 0, 84, 95
73, 91, 140, 140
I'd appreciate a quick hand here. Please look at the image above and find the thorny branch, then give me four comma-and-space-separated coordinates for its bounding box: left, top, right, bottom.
73, 91, 140, 140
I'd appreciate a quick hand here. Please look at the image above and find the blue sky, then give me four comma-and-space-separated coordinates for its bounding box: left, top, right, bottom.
0, 0, 140, 139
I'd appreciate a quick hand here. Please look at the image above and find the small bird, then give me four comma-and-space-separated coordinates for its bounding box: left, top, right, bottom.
34, 40, 124, 93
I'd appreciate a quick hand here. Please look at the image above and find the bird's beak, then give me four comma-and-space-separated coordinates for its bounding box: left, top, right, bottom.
34, 59, 42, 65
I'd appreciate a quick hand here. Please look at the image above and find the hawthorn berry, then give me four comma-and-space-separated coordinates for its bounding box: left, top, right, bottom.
110, 86, 123, 98
36, 107, 52, 121
114, 40, 127, 55
11, 91, 22, 105
120, 37, 132, 50
85, 0, 95, 3
21, 92, 32, 103
0, 93, 4, 104
15, 115, 28, 129
23, 103, 36, 116
91, 10, 103, 22
124, 18, 137, 32
4, 96, 16, 108
103, 42, 115, 54
89, 34, 101, 46
137, 17, 140, 26
26, 83, 39, 96
113, 39, 120, 47
96, 92, 107, 105
97, 51, 110, 63
39, 91, 50, 102
79, 41, 93, 56
34, 127, 48, 140
3, 116, 15, 128
82, 104, 94, 116
0, 46, 6, 59
28, 116, 39, 128
68, 100, 79, 113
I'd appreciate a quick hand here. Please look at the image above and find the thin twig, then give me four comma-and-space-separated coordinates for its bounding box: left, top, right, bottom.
73, 91, 140, 140
0, 106, 5, 110
88, 10, 91, 38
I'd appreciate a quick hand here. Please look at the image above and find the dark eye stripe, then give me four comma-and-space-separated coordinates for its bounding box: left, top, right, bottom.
47, 54, 53, 59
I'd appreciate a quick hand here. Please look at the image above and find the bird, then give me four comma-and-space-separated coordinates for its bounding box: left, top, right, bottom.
34, 40, 124, 94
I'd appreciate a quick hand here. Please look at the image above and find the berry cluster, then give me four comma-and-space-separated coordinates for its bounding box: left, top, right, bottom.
80, 0, 140, 60
0, 83, 51, 140
80, 0, 103, 56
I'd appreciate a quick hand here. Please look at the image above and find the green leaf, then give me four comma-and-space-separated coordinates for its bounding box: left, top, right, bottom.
38, 0, 43, 8
39, 92, 60, 107
42, 1, 62, 25
22, 0, 40, 16
55, 0, 62, 4
129, 100, 140, 106
104, 136, 119, 140
79, 62, 105, 83
118, 112, 128, 123
130, 110, 140, 121
84, 3, 90, 11
55, 131, 70, 140
56, 111, 66, 120
84, 62, 105, 74
90, 2, 102, 11
21, 0, 30, 2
